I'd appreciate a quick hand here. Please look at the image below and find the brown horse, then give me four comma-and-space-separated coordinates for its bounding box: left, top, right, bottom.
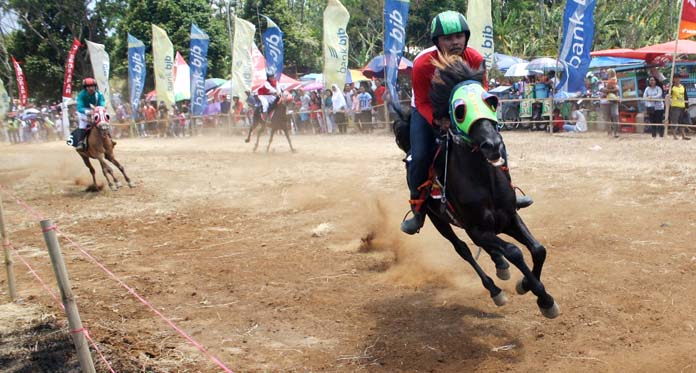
245, 96, 296, 153
77, 106, 134, 192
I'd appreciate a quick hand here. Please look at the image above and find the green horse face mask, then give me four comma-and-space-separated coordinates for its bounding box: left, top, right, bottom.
448, 81, 499, 137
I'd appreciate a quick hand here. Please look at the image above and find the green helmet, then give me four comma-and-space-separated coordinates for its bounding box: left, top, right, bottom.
430, 11, 470, 47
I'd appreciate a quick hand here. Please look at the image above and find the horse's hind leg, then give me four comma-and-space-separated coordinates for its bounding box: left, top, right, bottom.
467, 228, 558, 318
244, 122, 257, 143
283, 127, 296, 153
80, 155, 99, 192
253, 123, 266, 152
428, 212, 506, 306
105, 152, 134, 188
503, 213, 546, 295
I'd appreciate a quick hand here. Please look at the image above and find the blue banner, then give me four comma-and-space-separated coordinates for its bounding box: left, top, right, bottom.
557, 0, 596, 93
262, 16, 284, 80
189, 23, 209, 116
127, 34, 146, 119
384, 0, 410, 103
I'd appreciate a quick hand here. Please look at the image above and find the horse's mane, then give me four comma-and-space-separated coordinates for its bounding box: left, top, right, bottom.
430, 55, 485, 120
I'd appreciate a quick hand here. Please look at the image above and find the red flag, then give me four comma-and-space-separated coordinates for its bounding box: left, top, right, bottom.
11, 56, 28, 106
680, 0, 696, 39
63, 38, 81, 99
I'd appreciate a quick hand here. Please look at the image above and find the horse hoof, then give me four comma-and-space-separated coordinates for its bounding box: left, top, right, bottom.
115, 182, 122, 189
516, 278, 529, 295
492, 291, 508, 307
540, 302, 560, 319
496, 267, 511, 281
128, 182, 135, 188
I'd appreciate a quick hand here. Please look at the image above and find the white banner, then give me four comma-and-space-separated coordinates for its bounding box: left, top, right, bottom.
86, 40, 114, 114
0, 78, 9, 120
323, 0, 350, 91
232, 16, 256, 102
466, 0, 494, 71
152, 24, 175, 107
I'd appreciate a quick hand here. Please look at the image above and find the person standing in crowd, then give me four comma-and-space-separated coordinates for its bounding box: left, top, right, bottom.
668, 74, 691, 140
232, 95, 245, 130
374, 79, 386, 126
69, 77, 105, 149
400, 10, 533, 235
643, 76, 665, 138
331, 84, 348, 134
323, 89, 335, 133
356, 86, 373, 133
601, 68, 620, 138
220, 95, 232, 133
144, 101, 157, 137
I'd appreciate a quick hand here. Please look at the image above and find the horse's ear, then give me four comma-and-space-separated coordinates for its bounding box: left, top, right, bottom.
482, 92, 499, 112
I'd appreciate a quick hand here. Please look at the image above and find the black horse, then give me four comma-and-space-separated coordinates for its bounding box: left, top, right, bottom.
392, 55, 559, 318
244, 96, 296, 153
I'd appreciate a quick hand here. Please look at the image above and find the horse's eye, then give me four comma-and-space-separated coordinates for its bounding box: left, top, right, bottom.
93, 115, 99, 121
453, 99, 466, 123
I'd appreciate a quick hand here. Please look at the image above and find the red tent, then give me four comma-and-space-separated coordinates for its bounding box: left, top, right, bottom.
591, 40, 696, 64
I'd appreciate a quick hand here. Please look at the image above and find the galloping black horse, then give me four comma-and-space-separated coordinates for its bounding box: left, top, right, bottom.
244, 96, 296, 153
392, 55, 559, 318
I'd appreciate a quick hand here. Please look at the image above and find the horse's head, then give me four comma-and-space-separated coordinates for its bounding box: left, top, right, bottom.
91, 106, 111, 134
430, 56, 503, 167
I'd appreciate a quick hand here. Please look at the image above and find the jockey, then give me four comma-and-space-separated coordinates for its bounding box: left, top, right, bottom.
254, 73, 281, 116
69, 77, 105, 150
400, 11, 533, 235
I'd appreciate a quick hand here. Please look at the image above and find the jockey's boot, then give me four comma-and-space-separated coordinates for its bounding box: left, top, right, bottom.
72, 128, 86, 150
401, 198, 426, 235
516, 195, 534, 209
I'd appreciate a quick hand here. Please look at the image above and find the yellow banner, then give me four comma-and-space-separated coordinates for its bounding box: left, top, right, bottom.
152, 24, 175, 107
85, 40, 114, 115
323, 0, 350, 91
232, 16, 255, 101
466, 0, 494, 71
0, 79, 9, 120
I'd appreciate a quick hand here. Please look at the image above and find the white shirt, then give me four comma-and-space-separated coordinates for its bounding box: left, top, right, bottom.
643, 85, 664, 110
571, 110, 587, 132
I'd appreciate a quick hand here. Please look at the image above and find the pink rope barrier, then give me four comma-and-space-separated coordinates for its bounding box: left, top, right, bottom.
9, 242, 115, 372
0, 185, 233, 372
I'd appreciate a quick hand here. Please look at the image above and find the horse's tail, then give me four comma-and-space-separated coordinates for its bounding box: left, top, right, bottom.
390, 101, 411, 153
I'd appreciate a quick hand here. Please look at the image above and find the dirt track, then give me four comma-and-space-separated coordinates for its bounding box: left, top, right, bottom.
1, 131, 696, 372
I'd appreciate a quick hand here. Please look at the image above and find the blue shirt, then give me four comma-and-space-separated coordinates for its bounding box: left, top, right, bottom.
357, 92, 372, 112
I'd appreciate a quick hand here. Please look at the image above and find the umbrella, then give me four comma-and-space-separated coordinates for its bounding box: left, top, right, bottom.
346, 69, 369, 84
505, 62, 531, 77
300, 73, 322, 81
205, 78, 227, 92
494, 53, 528, 71
589, 56, 645, 68
362, 55, 413, 79
527, 57, 565, 71
301, 81, 324, 91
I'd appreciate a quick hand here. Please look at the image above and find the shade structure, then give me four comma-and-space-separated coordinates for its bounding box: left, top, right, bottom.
527, 57, 565, 71
301, 81, 324, 91
346, 69, 369, 84
504, 62, 531, 77
205, 78, 227, 92
300, 73, 322, 81
589, 56, 645, 69
362, 55, 413, 79
590, 48, 649, 60
494, 53, 528, 71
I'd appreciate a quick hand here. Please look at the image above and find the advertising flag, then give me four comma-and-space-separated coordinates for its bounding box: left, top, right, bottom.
86, 40, 114, 114
173, 52, 190, 102
189, 23, 209, 116
262, 15, 284, 80
152, 24, 175, 107
557, 0, 596, 93
11, 56, 27, 106
128, 34, 146, 119
680, 0, 696, 39
323, 0, 350, 91
232, 16, 255, 100
384, 0, 410, 102
62, 38, 81, 100
0, 78, 9, 120
466, 0, 494, 71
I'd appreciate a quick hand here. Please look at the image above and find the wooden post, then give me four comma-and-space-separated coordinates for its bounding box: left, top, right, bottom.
0, 195, 17, 302
40, 220, 96, 373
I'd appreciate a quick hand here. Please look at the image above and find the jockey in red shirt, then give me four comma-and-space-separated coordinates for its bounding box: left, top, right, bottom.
254, 73, 281, 115
400, 11, 533, 235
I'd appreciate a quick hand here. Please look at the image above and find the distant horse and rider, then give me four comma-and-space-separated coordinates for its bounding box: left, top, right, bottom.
244, 93, 296, 153
69, 106, 134, 192
392, 55, 559, 318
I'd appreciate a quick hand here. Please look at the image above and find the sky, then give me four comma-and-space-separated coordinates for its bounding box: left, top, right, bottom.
0, 9, 20, 32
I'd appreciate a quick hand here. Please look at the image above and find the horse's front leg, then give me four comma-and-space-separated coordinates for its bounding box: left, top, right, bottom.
503, 213, 546, 295
105, 152, 134, 188
80, 154, 100, 192
253, 122, 266, 152
427, 210, 506, 307
266, 128, 276, 152
283, 127, 296, 153
467, 227, 559, 318
96, 156, 117, 191
244, 121, 257, 143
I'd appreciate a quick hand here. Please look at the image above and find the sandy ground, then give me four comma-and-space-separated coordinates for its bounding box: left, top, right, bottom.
0, 130, 695, 372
